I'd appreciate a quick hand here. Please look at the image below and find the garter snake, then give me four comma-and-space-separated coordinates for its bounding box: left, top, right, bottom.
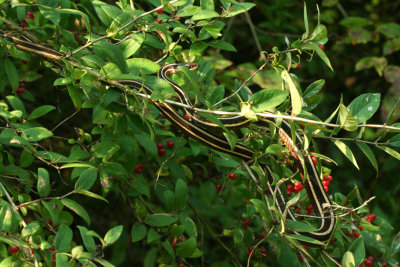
1, 34, 335, 244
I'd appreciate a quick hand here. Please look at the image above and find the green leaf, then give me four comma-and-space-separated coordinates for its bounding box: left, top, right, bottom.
61, 198, 91, 225
342, 251, 356, 267
377, 146, 400, 161
240, 102, 257, 121
176, 236, 197, 257
348, 93, 381, 123
6, 95, 26, 117
208, 40, 237, 52
281, 70, 302, 115
126, 58, 160, 74
285, 220, 318, 232
287, 234, 325, 246
339, 104, 358, 131
28, 105, 56, 120
42, 201, 58, 226
303, 80, 325, 99
311, 24, 328, 42
225, 2, 256, 18
175, 179, 188, 210
332, 139, 359, 169
54, 77, 73, 86
145, 213, 178, 227
5, 59, 18, 92
21, 221, 40, 237
92, 0, 122, 26
76, 190, 109, 203
37, 168, 50, 197
20, 149, 34, 167
348, 238, 365, 266
308, 42, 333, 71
340, 17, 372, 28
265, 144, 282, 156
131, 222, 147, 243
55, 224, 73, 253
75, 168, 97, 191
67, 85, 82, 110
120, 37, 143, 59
78, 226, 96, 253
355, 57, 387, 76
22, 127, 53, 142
104, 225, 123, 246
0, 202, 13, 231
377, 22, 400, 38
59, 8, 91, 33
250, 89, 288, 112
191, 10, 219, 20
303, 2, 309, 37
250, 199, 272, 224
356, 142, 378, 174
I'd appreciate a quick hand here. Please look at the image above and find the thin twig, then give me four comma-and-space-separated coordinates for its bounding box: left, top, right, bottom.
313, 135, 387, 146
240, 0, 267, 61
212, 60, 269, 107
51, 111, 78, 132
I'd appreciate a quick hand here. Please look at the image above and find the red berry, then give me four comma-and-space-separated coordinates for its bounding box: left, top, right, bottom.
216, 184, 222, 193
258, 233, 266, 239
297, 64, 302, 69
353, 231, 360, 238
365, 259, 373, 267
166, 140, 174, 148
156, 8, 163, 14
22, 60, 28, 65
381, 262, 388, 267
261, 226, 266, 232
367, 256, 374, 262
298, 254, 304, 261
324, 185, 329, 192
329, 238, 336, 244
324, 175, 333, 183
157, 143, 164, 150
156, 19, 162, 24
306, 204, 313, 212
346, 231, 353, 237
49, 218, 54, 226
228, 173, 236, 180
366, 213, 376, 222
178, 263, 184, 267
287, 190, 292, 197
318, 44, 325, 51
312, 155, 317, 166
293, 182, 304, 193
247, 246, 254, 256
158, 148, 166, 157
171, 242, 177, 248
134, 163, 143, 174
259, 247, 267, 255
300, 124, 305, 130
22, 17, 27, 24
322, 180, 329, 187
184, 114, 190, 120
9, 246, 19, 254
303, 245, 309, 250
25, 11, 35, 20
16, 86, 26, 95
357, 225, 363, 231
241, 219, 251, 230
286, 184, 293, 191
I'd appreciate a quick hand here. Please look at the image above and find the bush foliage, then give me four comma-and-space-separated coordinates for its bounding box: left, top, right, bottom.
0, 0, 400, 266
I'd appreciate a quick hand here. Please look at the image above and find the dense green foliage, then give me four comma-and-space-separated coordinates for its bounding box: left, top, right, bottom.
0, 0, 400, 266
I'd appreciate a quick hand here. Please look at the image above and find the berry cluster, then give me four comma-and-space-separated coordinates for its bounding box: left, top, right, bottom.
17, 83, 26, 95
134, 163, 143, 174
365, 213, 376, 222
241, 219, 251, 230
286, 181, 304, 197
21, 11, 35, 30
322, 175, 333, 192
357, 256, 388, 267
157, 140, 174, 157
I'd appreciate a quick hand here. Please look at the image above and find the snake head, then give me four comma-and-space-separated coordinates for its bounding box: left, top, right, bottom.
185, 62, 198, 71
